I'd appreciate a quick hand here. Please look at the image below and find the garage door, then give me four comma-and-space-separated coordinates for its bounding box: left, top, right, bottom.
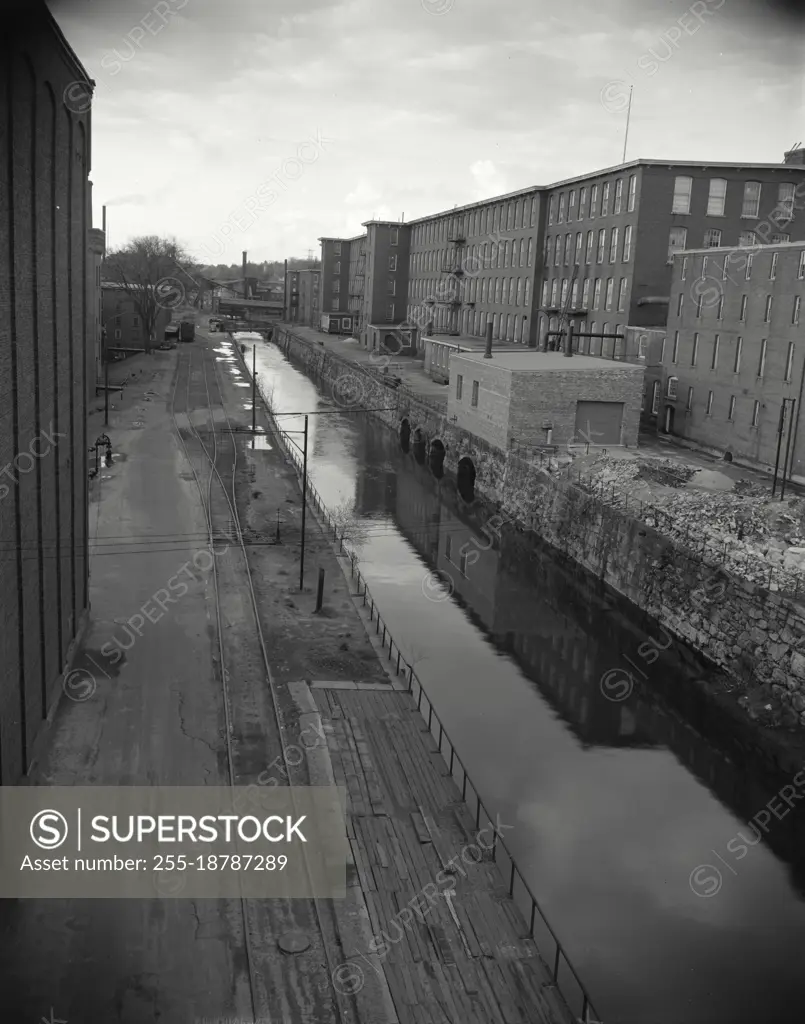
574, 401, 624, 445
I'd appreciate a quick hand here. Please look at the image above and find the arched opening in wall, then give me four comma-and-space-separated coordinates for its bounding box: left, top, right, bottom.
412, 427, 426, 465
457, 456, 476, 503
400, 418, 411, 453
382, 332, 401, 355
429, 439, 445, 479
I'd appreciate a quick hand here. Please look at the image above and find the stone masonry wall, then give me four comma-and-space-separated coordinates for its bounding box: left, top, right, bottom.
273, 326, 805, 727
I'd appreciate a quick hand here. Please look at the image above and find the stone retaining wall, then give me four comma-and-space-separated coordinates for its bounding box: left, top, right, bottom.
273, 327, 805, 729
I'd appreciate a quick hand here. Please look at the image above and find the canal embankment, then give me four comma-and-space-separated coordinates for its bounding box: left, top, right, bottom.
270, 324, 805, 762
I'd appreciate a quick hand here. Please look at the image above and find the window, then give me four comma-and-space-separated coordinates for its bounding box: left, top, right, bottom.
772, 233, 790, 243
786, 342, 796, 381
681, 256, 688, 281
456, 374, 463, 400
686, 386, 694, 411
574, 233, 583, 264
609, 228, 619, 263
717, 296, 723, 320
734, 337, 742, 372
627, 174, 636, 212
589, 185, 598, 218
517, 278, 523, 305
777, 183, 795, 221
558, 194, 566, 223
617, 278, 627, 312
707, 178, 727, 216
332, 279, 340, 293
652, 381, 661, 414
799, 251, 805, 279
739, 295, 747, 321
691, 333, 699, 365
387, 280, 396, 295
667, 376, 678, 399
445, 535, 453, 562
386, 302, 395, 321
622, 224, 632, 262
471, 380, 479, 407
389, 255, 397, 271
758, 338, 767, 377
668, 227, 687, 263
601, 182, 611, 216
745, 253, 754, 280
132, 316, 140, 327
579, 186, 587, 220
527, 238, 533, 266
582, 278, 590, 306
541, 280, 549, 305
569, 190, 576, 216
764, 296, 773, 323
333, 242, 342, 255
706, 390, 714, 415
742, 181, 761, 218
114, 328, 122, 340
672, 176, 693, 214
677, 292, 684, 317
794, 296, 801, 326
560, 279, 569, 306
571, 280, 578, 307
334, 261, 341, 275
593, 279, 602, 309
696, 294, 702, 318
564, 234, 572, 265
585, 231, 594, 264
770, 253, 778, 280
597, 229, 606, 263
605, 279, 614, 310
701, 256, 708, 278
554, 237, 561, 266
531, 197, 538, 227
614, 178, 623, 214
711, 335, 719, 369
704, 229, 722, 248
551, 279, 558, 304
672, 331, 680, 363
548, 196, 555, 225
739, 231, 756, 248
332, 298, 340, 311
728, 395, 736, 420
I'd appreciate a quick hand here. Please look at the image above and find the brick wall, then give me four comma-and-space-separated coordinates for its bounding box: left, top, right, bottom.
447, 356, 512, 448
0, 4, 92, 784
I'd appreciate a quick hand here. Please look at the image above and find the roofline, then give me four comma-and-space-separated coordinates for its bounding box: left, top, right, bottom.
43, 3, 94, 86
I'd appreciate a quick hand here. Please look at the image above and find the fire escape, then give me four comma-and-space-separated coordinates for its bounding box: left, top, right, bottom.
439, 215, 468, 335
349, 242, 366, 335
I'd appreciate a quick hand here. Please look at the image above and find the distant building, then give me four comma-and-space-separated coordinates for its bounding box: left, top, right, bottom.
284, 268, 320, 327
447, 350, 644, 451
88, 228, 105, 382
101, 283, 171, 350
0, 1, 96, 784
656, 240, 805, 480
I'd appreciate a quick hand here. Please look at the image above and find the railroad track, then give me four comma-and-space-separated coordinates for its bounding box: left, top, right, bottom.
169, 339, 357, 1024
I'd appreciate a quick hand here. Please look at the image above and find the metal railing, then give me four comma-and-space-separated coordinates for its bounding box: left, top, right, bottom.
249, 372, 602, 1024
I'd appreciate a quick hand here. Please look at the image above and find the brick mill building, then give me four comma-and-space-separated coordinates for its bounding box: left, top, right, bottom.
652, 240, 805, 481
0, 2, 98, 784
318, 151, 805, 362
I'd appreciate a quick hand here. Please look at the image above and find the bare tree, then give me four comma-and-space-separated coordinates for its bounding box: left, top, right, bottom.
104, 236, 203, 352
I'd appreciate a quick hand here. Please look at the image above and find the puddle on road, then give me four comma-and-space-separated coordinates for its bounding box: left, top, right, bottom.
234, 382, 250, 387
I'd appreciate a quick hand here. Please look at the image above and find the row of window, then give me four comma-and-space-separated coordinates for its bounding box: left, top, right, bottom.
412, 196, 539, 246
332, 298, 395, 320
545, 226, 633, 268
678, 249, 805, 282
540, 317, 625, 352
668, 331, 797, 381
671, 177, 795, 219
655, 380, 771, 429
408, 275, 532, 307
548, 176, 637, 224
408, 305, 530, 342
455, 374, 480, 407
675, 287, 802, 326
411, 237, 534, 274
667, 227, 791, 262
541, 276, 629, 313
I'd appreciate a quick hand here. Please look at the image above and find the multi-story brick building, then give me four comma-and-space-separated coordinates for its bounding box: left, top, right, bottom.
284, 268, 320, 326
539, 158, 805, 350
101, 283, 171, 350
320, 152, 805, 358
654, 240, 805, 481
0, 1, 96, 784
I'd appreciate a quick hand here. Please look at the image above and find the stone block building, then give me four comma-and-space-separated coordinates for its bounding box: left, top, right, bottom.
447, 350, 644, 451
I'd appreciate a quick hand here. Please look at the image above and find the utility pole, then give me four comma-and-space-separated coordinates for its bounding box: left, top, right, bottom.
252, 344, 257, 435
102, 204, 109, 426
242, 251, 248, 299
283, 259, 288, 320
299, 414, 308, 591
772, 400, 788, 497
782, 399, 797, 499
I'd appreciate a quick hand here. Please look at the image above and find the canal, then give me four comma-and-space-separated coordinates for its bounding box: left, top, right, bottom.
236, 336, 805, 1024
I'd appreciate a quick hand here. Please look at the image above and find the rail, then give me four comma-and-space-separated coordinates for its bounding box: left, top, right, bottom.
249, 368, 602, 1024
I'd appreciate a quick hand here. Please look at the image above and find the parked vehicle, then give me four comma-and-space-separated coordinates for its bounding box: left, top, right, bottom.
179, 321, 195, 342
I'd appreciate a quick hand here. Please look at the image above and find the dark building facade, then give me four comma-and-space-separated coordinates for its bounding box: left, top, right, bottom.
655, 241, 805, 480
0, 2, 95, 784
101, 282, 171, 350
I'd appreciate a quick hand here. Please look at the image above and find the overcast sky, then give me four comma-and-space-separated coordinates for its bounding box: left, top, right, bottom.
49, 0, 804, 266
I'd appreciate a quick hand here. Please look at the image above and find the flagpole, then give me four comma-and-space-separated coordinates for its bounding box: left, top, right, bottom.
622, 86, 633, 163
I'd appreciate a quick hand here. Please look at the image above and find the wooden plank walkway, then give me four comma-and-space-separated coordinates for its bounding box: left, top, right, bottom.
314, 686, 576, 1024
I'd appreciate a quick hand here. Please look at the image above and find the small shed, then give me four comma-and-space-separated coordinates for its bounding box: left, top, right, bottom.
447, 350, 645, 451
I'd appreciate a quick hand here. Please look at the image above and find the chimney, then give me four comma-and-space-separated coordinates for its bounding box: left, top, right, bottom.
484, 319, 493, 359
242, 251, 248, 298
783, 144, 805, 165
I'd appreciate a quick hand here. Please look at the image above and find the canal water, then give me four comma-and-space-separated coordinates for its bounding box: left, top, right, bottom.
237, 337, 805, 1024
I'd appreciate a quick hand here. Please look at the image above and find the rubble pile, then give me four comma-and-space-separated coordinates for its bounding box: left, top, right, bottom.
570, 453, 805, 594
